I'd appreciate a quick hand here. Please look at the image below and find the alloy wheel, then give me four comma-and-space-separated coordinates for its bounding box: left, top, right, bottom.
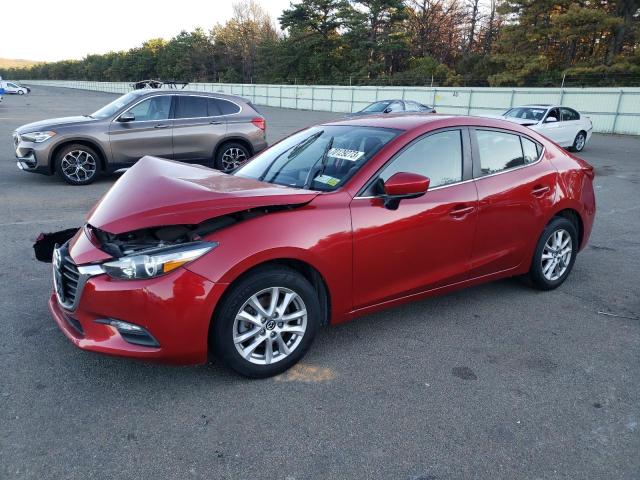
60, 150, 97, 183
575, 133, 585, 151
233, 286, 307, 365
220, 147, 247, 172
541, 229, 572, 281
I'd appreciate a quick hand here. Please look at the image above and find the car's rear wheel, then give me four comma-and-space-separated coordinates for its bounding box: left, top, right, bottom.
55, 144, 101, 185
211, 266, 320, 378
570, 131, 586, 152
527, 217, 578, 290
214, 142, 250, 172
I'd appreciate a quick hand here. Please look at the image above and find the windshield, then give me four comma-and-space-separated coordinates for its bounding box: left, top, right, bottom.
362, 101, 391, 113
91, 91, 145, 119
234, 125, 400, 191
504, 107, 548, 121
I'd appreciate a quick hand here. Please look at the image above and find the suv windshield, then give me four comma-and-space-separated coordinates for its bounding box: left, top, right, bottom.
91, 91, 146, 119
235, 125, 400, 191
504, 107, 548, 121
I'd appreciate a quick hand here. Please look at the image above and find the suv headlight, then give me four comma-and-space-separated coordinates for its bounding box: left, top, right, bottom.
102, 242, 216, 280
21, 131, 57, 143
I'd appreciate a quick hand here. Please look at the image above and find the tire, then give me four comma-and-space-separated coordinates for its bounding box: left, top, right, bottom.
570, 131, 586, 152
527, 217, 578, 290
211, 266, 321, 378
214, 142, 250, 172
54, 144, 101, 185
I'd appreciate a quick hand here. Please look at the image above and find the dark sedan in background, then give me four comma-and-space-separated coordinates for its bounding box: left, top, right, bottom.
13, 89, 267, 185
348, 99, 436, 117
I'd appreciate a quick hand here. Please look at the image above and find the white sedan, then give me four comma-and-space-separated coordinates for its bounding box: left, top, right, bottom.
501, 105, 593, 152
1, 81, 29, 95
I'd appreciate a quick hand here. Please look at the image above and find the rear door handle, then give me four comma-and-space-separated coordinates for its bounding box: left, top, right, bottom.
209, 121, 223, 125
532, 185, 551, 197
154, 124, 170, 129
450, 205, 475, 218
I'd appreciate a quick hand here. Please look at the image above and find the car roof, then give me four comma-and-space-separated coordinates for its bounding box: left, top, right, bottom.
135, 89, 248, 104
324, 113, 545, 135
521, 104, 554, 108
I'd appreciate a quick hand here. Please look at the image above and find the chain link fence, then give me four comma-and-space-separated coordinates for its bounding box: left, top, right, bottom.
22, 80, 640, 135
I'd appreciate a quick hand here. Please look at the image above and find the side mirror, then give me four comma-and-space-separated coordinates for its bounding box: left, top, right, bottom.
382, 172, 430, 210
118, 111, 135, 122
383, 107, 392, 113
545, 116, 558, 123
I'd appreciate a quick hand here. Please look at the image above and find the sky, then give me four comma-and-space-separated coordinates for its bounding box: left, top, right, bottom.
0, 0, 293, 62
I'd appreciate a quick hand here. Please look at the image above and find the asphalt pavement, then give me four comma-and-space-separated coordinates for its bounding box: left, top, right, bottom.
0, 86, 638, 479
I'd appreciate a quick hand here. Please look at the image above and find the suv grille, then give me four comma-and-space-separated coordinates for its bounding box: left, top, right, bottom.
53, 246, 80, 309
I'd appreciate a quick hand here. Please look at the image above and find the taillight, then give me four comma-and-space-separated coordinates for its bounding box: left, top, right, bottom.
251, 117, 266, 131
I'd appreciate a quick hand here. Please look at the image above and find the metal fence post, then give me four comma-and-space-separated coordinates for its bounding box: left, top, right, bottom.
510, 89, 515, 107
350, 87, 355, 113
311, 86, 315, 111
612, 89, 624, 134
467, 89, 473, 115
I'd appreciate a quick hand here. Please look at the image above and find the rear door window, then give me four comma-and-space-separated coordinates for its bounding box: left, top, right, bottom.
561, 108, 580, 121
175, 96, 208, 118
212, 99, 241, 115
476, 130, 540, 175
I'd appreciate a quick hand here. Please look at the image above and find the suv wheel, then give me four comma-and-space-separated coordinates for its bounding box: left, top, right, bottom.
215, 142, 250, 172
211, 266, 320, 378
55, 144, 101, 185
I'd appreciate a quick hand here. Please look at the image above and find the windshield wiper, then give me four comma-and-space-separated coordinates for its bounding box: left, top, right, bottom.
303, 136, 334, 189
258, 130, 323, 183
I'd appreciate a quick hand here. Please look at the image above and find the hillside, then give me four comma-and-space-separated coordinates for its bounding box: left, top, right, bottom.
0, 58, 43, 69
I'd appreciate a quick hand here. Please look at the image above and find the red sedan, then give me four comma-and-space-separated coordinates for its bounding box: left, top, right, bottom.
49, 114, 596, 377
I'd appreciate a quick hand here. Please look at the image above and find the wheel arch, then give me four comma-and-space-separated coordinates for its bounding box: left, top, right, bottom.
209, 257, 332, 342
214, 136, 254, 159
49, 139, 108, 174
548, 207, 584, 248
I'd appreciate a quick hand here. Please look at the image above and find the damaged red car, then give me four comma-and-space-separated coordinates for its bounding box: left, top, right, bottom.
48, 115, 596, 377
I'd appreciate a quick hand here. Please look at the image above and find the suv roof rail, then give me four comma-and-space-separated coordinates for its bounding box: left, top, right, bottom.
131, 80, 189, 90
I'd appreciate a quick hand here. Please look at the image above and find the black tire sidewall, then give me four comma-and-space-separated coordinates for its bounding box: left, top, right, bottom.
529, 217, 578, 290
214, 142, 250, 172
55, 144, 101, 185
211, 267, 321, 378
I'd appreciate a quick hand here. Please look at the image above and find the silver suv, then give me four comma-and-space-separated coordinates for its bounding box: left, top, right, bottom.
13, 90, 267, 185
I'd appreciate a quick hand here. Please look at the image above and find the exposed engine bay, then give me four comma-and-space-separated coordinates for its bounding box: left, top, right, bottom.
34, 205, 295, 262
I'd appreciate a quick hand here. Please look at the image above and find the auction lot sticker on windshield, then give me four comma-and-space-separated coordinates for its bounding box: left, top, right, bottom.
328, 148, 365, 162
315, 174, 341, 187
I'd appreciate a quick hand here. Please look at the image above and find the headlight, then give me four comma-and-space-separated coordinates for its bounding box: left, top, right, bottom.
102, 242, 216, 280
21, 131, 56, 143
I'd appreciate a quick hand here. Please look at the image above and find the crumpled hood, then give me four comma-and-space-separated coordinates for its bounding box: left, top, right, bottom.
87, 156, 319, 234
16, 116, 95, 134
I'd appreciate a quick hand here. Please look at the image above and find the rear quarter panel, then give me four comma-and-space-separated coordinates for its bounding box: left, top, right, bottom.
546, 145, 596, 250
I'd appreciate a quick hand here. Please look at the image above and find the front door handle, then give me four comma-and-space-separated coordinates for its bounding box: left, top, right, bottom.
154, 124, 170, 129
531, 185, 551, 197
209, 121, 223, 125
450, 205, 475, 219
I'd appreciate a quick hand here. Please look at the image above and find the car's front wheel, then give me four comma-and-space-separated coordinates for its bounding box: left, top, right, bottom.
570, 131, 587, 152
527, 217, 578, 290
54, 144, 101, 185
18, 89, 25, 95
214, 142, 250, 172
211, 266, 320, 378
